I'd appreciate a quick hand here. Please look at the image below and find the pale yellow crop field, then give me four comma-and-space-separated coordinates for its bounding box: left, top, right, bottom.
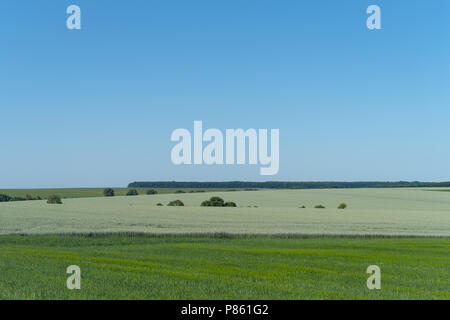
0, 188, 449, 236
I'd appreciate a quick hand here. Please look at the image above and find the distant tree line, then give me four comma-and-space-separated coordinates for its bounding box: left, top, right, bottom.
128, 181, 450, 190
101, 188, 160, 197
0, 194, 65, 204
0, 194, 42, 202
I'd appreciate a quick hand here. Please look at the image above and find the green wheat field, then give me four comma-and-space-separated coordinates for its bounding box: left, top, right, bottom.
0, 188, 449, 299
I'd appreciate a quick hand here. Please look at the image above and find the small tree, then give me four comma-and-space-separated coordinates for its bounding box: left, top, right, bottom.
314, 205, 325, 209
209, 197, 225, 207
103, 188, 115, 197
47, 195, 63, 204
201, 200, 211, 207
126, 189, 139, 196
168, 200, 184, 206
146, 189, 158, 195
338, 203, 347, 209
156, 203, 163, 206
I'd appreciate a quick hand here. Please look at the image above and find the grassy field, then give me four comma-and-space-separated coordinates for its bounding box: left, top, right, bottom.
1, 188, 449, 300
0, 236, 448, 300
1, 188, 450, 236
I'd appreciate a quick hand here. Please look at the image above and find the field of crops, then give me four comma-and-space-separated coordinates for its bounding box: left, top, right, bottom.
0, 236, 448, 300
1, 188, 450, 236
1, 188, 449, 300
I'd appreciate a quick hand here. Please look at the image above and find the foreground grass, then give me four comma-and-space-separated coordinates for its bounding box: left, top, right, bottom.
0, 236, 448, 300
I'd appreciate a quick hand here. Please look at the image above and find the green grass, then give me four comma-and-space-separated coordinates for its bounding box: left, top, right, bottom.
0, 236, 448, 300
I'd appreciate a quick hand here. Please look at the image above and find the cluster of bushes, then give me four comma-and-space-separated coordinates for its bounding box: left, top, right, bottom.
167, 200, 184, 206
0, 194, 42, 202
155, 197, 238, 208
0, 193, 63, 205
201, 197, 237, 207
102, 188, 159, 197
47, 195, 63, 204
299, 203, 348, 209
103, 188, 115, 197
154, 200, 185, 207
126, 189, 139, 196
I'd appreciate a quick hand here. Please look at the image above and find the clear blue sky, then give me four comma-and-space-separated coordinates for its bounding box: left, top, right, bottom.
1, 0, 449, 188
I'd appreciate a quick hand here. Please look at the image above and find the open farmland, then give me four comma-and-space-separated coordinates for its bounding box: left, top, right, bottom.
0, 236, 449, 300
1, 188, 449, 300
1, 188, 449, 236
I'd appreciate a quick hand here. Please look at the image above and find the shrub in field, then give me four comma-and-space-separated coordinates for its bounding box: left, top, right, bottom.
314, 205, 325, 209
209, 197, 225, 207
223, 202, 237, 207
175, 190, 186, 194
201, 200, 211, 207
201, 197, 224, 207
47, 195, 62, 204
156, 203, 163, 206
168, 200, 184, 206
338, 203, 347, 209
0, 194, 11, 202
299, 205, 306, 208
201, 197, 237, 207
126, 189, 139, 196
146, 189, 158, 195
103, 188, 115, 197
